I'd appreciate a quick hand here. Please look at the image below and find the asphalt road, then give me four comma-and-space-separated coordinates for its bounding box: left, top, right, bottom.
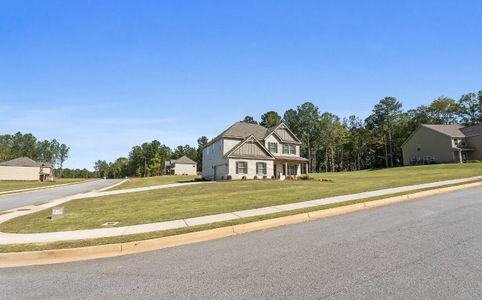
2, 186, 482, 299
0, 180, 121, 211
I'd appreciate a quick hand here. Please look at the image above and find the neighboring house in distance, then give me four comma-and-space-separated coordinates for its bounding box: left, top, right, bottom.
402, 124, 482, 165
165, 155, 197, 175
202, 122, 309, 180
0, 157, 54, 181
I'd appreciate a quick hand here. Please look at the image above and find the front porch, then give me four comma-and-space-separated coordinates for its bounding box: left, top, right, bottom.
452, 147, 474, 163
273, 157, 309, 180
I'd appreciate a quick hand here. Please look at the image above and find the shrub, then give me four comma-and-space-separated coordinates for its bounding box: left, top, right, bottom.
242, 176, 247, 180
263, 176, 268, 180
271, 175, 276, 180
466, 160, 481, 163
226, 175, 232, 180
253, 176, 258, 180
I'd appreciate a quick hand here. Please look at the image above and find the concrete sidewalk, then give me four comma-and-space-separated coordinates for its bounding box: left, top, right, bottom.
0, 176, 481, 245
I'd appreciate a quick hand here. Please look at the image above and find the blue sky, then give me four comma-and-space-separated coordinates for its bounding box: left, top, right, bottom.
1, 1, 481, 169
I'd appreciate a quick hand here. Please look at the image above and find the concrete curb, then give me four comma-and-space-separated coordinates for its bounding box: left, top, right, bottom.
1, 180, 481, 268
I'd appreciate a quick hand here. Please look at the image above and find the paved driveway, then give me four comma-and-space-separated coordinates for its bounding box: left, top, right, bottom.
2, 185, 482, 299
0, 180, 121, 211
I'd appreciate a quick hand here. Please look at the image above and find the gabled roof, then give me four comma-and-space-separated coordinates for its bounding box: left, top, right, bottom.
209, 121, 269, 144
166, 155, 196, 166
224, 135, 275, 160
204, 121, 302, 148
421, 124, 466, 138
0, 157, 52, 168
461, 123, 482, 137
402, 123, 482, 147
264, 122, 302, 144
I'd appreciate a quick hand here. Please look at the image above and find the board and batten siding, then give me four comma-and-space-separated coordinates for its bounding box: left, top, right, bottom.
0, 166, 40, 181
402, 126, 455, 165
231, 140, 271, 158
275, 127, 297, 142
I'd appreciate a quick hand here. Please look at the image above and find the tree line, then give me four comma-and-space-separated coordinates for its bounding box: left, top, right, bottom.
92, 137, 208, 179
243, 90, 481, 172
0, 132, 70, 176
3, 90, 478, 179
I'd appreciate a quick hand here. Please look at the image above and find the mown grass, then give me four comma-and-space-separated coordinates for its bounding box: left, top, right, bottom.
109, 175, 200, 190
0, 178, 87, 194
1, 163, 481, 234
0, 180, 480, 253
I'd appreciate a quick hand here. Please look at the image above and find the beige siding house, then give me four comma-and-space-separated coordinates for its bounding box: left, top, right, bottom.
0, 157, 54, 181
402, 124, 482, 165
203, 122, 308, 180
165, 155, 197, 175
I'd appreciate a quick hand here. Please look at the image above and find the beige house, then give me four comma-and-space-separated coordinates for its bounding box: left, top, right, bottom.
203, 122, 309, 180
165, 155, 197, 175
0, 157, 54, 181
402, 124, 482, 165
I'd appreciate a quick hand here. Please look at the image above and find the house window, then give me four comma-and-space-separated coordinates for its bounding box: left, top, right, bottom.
287, 165, 297, 176
268, 142, 278, 153
282, 144, 290, 154
236, 161, 247, 174
256, 162, 267, 175
289, 145, 296, 155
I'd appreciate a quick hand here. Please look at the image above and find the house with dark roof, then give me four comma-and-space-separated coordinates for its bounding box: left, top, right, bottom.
202, 122, 309, 180
402, 124, 482, 165
0, 157, 54, 181
165, 155, 197, 175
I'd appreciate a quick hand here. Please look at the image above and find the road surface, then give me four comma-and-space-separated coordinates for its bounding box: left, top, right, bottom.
0, 180, 121, 211
1, 185, 481, 299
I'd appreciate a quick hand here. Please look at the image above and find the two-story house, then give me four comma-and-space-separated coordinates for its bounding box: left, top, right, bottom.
202, 122, 309, 180
402, 124, 482, 165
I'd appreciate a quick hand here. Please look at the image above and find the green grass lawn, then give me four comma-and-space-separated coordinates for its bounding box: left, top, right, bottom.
0, 178, 87, 194
2, 163, 481, 234
110, 175, 200, 190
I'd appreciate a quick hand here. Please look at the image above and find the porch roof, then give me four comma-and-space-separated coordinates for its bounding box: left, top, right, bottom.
452, 147, 475, 151
274, 156, 309, 162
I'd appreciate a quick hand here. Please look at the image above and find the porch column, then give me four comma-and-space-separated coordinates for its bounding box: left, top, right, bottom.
285, 162, 288, 176
305, 162, 308, 175
458, 150, 463, 163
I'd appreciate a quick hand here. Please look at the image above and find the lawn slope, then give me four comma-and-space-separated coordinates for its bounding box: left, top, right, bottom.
1, 163, 481, 233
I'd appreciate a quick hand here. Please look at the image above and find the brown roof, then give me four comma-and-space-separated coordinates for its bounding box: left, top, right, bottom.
0, 157, 52, 168
205, 121, 303, 148
422, 124, 465, 137
218, 122, 269, 140
166, 155, 196, 166
460, 123, 482, 137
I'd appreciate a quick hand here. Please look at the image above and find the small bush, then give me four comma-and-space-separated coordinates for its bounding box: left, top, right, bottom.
242, 176, 247, 180
466, 160, 481, 163
298, 175, 312, 180
226, 175, 232, 180
263, 176, 268, 180
253, 176, 258, 180
271, 175, 276, 180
